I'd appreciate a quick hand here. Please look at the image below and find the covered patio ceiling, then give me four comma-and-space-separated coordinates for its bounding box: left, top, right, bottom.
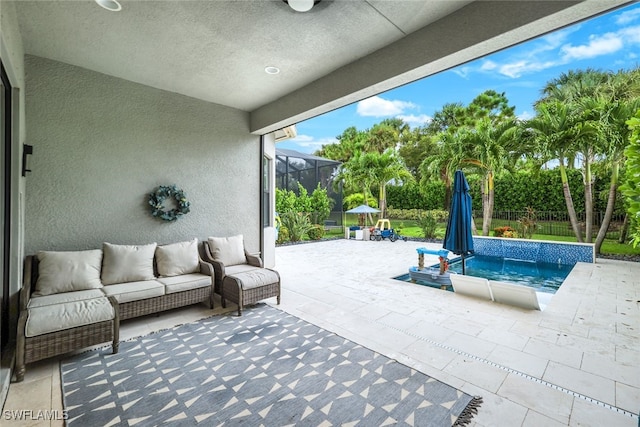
13, 0, 632, 134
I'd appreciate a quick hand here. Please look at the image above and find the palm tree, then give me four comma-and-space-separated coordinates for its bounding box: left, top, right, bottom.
593, 69, 640, 253
334, 151, 376, 209
363, 149, 414, 218
540, 69, 613, 242
419, 129, 465, 211
459, 118, 520, 235
526, 101, 585, 242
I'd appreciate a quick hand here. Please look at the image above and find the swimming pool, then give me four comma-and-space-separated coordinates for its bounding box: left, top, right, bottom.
398, 254, 573, 294
448, 255, 573, 293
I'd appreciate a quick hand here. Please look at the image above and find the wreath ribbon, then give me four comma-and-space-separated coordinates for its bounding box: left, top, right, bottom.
148, 185, 190, 221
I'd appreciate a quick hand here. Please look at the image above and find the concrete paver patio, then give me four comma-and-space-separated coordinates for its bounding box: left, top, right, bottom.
3, 238, 639, 426
274, 239, 639, 427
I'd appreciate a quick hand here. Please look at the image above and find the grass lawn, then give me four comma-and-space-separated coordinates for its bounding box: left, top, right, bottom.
327, 217, 640, 257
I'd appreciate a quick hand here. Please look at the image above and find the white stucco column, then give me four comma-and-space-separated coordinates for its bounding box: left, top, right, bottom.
262, 133, 276, 268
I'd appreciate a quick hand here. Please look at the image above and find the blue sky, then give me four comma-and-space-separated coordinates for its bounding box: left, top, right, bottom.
278, 2, 640, 154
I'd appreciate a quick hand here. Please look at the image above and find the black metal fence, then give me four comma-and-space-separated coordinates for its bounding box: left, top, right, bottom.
481, 210, 627, 240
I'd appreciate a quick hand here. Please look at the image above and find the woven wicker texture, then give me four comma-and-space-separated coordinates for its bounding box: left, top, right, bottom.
118, 286, 212, 320
222, 276, 280, 316
25, 320, 115, 363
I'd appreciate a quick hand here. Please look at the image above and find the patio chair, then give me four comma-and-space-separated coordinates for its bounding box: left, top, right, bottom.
203, 235, 280, 316
450, 274, 493, 301
488, 280, 541, 310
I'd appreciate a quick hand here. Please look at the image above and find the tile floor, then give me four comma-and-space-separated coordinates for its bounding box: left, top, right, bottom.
3, 239, 639, 426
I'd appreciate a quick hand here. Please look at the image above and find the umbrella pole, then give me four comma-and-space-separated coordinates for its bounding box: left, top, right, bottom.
461, 254, 466, 275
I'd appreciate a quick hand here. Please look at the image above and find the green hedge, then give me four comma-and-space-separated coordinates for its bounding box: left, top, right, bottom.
387, 169, 624, 214
387, 182, 445, 210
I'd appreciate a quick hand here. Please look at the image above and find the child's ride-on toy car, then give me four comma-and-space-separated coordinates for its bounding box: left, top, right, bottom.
369, 219, 407, 242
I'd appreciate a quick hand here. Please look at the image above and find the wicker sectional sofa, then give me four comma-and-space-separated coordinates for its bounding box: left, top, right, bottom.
15, 239, 214, 381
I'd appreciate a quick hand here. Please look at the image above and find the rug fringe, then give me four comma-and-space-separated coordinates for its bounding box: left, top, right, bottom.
452, 396, 483, 427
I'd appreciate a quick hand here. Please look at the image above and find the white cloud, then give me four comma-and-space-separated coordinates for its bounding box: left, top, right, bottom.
538, 27, 578, 50
561, 32, 623, 60
620, 25, 640, 43
396, 114, 432, 126
457, 18, 640, 80
498, 60, 557, 79
290, 134, 338, 148
452, 66, 472, 78
480, 60, 497, 71
517, 110, 534, 121
615, 8, 640, 25
356, 96, 416, 117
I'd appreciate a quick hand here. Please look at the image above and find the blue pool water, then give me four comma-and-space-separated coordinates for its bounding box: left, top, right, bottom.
398, 255, 573, 294
448, 255, 573, 293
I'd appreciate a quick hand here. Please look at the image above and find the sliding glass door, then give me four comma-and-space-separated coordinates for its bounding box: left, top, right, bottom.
0, 62, 12, 350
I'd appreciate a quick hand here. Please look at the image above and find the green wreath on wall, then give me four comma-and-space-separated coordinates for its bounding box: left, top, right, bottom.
148, 185, 190, 221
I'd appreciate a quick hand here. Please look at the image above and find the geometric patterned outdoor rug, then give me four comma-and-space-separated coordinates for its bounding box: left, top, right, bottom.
61, 304, 481, 426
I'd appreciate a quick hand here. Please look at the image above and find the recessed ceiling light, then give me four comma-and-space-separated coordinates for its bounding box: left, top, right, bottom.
95, 0, 122, 12
265, 66, 280, 75
283, 0, 321, 13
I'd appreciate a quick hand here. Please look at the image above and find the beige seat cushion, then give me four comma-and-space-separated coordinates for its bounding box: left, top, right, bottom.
155, 239, 200, 277
225, 264, 263, 276
157, 273, 212, 294
25, 297, 114, 338
101, 280, 165, 303
34, 250, 103, 296
207, 235, 246, 266
28, 289, 106, 308
101, 242, 157, 285
225, 268, 279, 290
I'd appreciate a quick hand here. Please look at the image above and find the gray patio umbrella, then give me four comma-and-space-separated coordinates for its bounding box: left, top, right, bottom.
346, 204, 380, 226
345, 204, 381, 214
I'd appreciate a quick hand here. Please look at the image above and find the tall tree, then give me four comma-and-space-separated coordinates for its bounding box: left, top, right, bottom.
398, 126, 437, 181
459, 118, 520, 235
315, 126, 367, 162
366, 120, 403, 153
594, 69, 640, 253
419, 91, 517, 215
366, 149, 414, 218
542, 69, 610, 242
526, 101, 585, 242
419, 129, 465, 210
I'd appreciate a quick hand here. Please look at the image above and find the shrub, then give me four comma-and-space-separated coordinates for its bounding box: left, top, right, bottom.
309, 184, 333, 225
502, 230, 519, 238
276, 188, 297, 214
280, 211, 313, 242
517, 207, 537, 239
276, 226, 289, 244
493, 226, 516, 237
307, 224, 325, 240
417, 209, 448, 239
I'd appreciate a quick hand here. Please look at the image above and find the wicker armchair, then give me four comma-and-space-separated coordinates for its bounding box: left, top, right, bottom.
204, 236, 280, 316
15, 256, 119, 382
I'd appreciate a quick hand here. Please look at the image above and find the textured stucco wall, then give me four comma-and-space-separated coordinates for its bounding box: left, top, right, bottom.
24, 55, 261, 255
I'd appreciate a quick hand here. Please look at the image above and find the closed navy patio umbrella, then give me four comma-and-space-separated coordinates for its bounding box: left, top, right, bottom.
443, 170, 474, 274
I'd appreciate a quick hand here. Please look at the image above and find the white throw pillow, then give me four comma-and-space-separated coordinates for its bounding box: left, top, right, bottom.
34, 250, 103, 296
207, 235, 246, 266
101, 242, 157, 285
156, 238, 200, 277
